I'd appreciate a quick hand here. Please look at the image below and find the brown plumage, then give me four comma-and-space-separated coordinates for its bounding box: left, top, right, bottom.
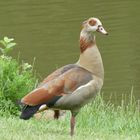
20, 17, 108, 136
22, 66, 92, 105
80, 37, 95, 53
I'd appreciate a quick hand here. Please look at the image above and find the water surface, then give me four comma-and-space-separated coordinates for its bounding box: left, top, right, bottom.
0, 0, 140, 103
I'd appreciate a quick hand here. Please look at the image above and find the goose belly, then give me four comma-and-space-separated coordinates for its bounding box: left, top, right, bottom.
53, 79, 102, 110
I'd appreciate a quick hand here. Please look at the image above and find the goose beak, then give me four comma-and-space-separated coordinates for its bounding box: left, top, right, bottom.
97, 25, 108, 35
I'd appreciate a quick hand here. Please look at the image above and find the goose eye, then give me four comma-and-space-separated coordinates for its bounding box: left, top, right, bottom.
88, 19, 96, 26
100, 27, 103, 30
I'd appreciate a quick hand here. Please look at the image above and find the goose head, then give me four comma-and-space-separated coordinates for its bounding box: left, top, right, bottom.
82, 17, 108, 35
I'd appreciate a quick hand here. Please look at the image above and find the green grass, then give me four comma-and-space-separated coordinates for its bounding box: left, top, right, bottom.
0, 95, 139, 140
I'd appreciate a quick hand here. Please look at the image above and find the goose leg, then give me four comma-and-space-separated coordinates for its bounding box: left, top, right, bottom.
54, 110, 60, 119
70, 113, 76, 136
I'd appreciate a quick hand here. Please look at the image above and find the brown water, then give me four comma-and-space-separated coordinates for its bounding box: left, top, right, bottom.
0, 0, 140, 103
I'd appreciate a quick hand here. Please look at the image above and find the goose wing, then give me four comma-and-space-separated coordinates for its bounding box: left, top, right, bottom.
21, 65, 93, 107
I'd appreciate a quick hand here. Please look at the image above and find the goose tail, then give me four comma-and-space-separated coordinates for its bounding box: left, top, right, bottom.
20, 104, 41, 120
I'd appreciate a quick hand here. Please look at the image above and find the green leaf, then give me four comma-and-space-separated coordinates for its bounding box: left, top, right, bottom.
4, 48, 12, 54
22, 62, 32, 71
0, 40, 7, 47
4, 37, 14, 43
0, 48, 4, 54
6, 43, 16, 49
0, 36, 16, 55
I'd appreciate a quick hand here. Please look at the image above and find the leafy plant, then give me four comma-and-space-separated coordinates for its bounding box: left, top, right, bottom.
0, 37, 16, 55
0, 36, 38, 116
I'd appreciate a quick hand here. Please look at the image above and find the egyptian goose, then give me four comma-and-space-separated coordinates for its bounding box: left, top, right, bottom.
20, 17, 108, 136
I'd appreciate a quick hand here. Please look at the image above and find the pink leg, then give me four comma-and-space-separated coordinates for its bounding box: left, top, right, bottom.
54, 110, 60, 119
70, 115, 75, 136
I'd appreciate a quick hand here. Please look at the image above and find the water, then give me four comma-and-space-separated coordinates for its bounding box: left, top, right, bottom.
0, 0, 140, 103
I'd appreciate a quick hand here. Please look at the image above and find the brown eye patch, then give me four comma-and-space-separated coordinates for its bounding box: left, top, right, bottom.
88, 19, 96, 26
